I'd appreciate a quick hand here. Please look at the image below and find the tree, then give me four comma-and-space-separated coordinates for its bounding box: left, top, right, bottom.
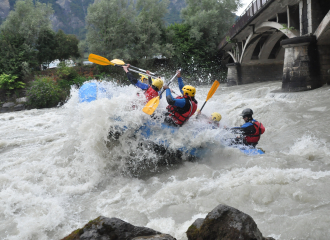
55, 30, 81, 61
86, 0, 137, 61
166, 23, 208, 66
0, 0, 54, 77
132, 0, 172, 62
181, 0, 240, 56
36, 29, 58, 67
0, 0, 53, 47
0, 30, 37, 76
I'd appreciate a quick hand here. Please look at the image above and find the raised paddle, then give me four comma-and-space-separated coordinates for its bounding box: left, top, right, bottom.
142, 70, 181, 115
111, 59, 156, 76
88, 53, 114, 66
197, 80, 220, 116
88, 54, 155, 77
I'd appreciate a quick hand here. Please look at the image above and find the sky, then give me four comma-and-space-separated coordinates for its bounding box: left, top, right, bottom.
236, 0, 253, 16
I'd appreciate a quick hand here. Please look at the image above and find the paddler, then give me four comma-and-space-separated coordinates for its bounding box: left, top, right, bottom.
122, 64, 163, 101
162, 70, 198, 127
229, 108, 265, 147
196, 110, 222, 128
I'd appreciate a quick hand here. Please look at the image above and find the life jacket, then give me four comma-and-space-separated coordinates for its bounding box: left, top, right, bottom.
144, 86, 158, 101
245, 120, 265, 143
166, 95, 197, 126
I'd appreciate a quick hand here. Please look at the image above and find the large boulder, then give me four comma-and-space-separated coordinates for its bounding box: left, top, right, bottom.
61, 216, 174, 240
132, 234, 176, 240
186, 204, 275, 240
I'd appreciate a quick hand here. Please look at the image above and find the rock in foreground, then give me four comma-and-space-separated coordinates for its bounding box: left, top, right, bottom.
61, 216, 176, 240
186, 204, 275, 240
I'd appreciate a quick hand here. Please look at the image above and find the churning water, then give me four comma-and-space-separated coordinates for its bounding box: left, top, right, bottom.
1, 80, 330, 240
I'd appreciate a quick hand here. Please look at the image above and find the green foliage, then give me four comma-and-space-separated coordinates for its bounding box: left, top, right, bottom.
0, 30, 38, 77
1, 0, 53, 47
166, 23, 207, 65
181, 0, 239, 55
0, 0, 53, 78
36, 29, 58, 66
26, 77, 63, 109
280, 24, 295, 31
57, 76, 90, 90
0, 73, 25, 90
132, 0, 171, 63
86, 0, 137, 60
56, 61, 78, 81
55, 30, 81, 61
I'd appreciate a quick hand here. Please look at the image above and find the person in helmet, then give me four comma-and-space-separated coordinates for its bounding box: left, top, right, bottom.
139, 74, 149, 84
123, 64, 163, 101
230, 108, 265, 147
196, 111, 222, 128
162, 70, 198, 127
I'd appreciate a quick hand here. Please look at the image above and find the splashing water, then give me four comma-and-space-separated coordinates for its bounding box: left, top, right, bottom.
1, 80, 330, 240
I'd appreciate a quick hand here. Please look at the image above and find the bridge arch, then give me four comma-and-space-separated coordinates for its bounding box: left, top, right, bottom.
255, 22, 299, 39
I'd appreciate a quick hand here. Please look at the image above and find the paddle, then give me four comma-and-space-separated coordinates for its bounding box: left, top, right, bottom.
88, 54, 155, 77
88, 53, 114, 66
142, 70, 181, 115
197, 80, 220, 117
111, 59, 156, 76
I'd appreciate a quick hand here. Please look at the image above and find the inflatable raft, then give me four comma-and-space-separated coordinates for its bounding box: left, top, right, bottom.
79, 82, 265, 157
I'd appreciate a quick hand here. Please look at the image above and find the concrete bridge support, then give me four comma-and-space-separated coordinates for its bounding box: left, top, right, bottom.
281, 36, 322, 91
226, 63, 241, 86
219, 0, 330, 91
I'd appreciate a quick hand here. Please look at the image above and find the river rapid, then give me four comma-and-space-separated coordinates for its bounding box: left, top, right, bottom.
1, 80, 330, 240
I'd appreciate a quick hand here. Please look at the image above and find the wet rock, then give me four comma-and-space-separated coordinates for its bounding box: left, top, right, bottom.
186, 204, 275, 240
14, 104, 25, 111
132, 234, 176, 240
1, 101, 26, 113
2, 102, 15, 108
0, 107, 9, 113
61, 216, 165, 240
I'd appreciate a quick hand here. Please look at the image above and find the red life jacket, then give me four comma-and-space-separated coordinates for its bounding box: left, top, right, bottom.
245, 121, 265, 143
166, 95, 197, 126
144, 86, 158, 101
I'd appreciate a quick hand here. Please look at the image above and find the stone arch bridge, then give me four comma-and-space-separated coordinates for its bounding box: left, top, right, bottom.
219, 0, 330, 91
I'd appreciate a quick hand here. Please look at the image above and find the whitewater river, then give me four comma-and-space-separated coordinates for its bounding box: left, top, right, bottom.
1, 80, 330, 240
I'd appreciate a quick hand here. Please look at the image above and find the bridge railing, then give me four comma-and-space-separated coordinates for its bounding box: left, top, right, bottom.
219, 0, 272, 50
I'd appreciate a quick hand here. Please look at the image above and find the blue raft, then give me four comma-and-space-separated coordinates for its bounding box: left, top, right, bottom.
79, 82, 265, 157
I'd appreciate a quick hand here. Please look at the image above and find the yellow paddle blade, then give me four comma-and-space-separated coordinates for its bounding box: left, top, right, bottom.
142, 96, 160, 115
88, 54, 113, 66
111, 59, 125, 66
206, 80, 220, 101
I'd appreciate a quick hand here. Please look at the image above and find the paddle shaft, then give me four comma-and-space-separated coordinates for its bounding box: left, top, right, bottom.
126, 67, 155, 78
199, 101, 207, 112
158, 69, 182, 96
128, 65, 156, 76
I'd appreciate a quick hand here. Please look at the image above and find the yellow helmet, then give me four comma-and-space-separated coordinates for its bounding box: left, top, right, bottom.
182, 85, 196, 97
211, 112, 222, 122
152, 78, 163, 90
139, 73, 148, 81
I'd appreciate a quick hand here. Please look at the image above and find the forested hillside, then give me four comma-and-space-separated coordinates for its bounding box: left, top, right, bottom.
0, 0, 185, 39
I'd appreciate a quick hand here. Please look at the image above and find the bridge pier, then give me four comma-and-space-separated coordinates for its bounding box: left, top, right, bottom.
281, 35, 322, 91
226, 63, 241, 86
219, 0, 330, 91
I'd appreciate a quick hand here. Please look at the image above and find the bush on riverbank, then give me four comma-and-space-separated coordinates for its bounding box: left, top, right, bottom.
25, 77, 64, 109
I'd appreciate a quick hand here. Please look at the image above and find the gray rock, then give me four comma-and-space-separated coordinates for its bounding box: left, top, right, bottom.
190, 218, 204, 229
2, 102, 15, 108
16, 97, 27, 103
14, 104, 25, 111
186, 204, 275, 240
0, 108, 9, 113
132, 234, 176, 240
61, 216, 162, 240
